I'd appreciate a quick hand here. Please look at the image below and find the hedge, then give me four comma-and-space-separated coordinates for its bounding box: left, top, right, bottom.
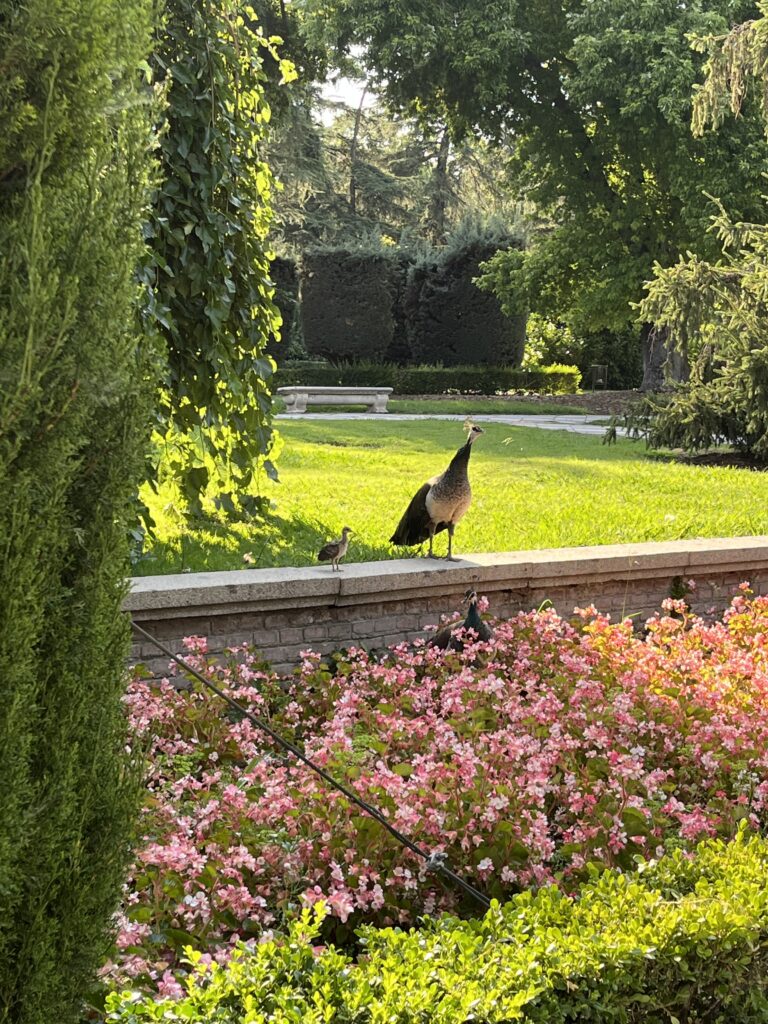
0, 0, 156, 1019
300, 250, 404, 362
273, 361, 581, 395
404, 238, 526, 366
265, 255, 299, 358
107, 829, 768, 1022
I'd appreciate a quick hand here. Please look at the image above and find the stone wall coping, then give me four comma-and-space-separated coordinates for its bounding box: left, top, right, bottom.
126, 536, 768, 616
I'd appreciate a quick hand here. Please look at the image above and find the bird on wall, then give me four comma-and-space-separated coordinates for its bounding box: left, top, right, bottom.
390, 423, 484, 560
317, 526, 354, 571
429, 589, 494, 651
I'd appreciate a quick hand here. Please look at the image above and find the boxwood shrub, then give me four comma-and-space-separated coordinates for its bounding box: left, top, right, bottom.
107, 830, 768, 1022
273, 361, 581, 395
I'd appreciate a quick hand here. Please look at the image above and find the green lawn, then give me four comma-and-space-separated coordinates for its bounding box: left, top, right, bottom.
135, 418, 768, 575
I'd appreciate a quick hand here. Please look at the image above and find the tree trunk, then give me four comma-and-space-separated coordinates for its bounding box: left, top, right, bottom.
349, 83, 368, 216
640, 323, 689, 391
426, 127, 451, 245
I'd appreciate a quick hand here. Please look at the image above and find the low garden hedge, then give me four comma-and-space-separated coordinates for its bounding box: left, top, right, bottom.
273, 361, 581, 395
107, 829, 768, 1021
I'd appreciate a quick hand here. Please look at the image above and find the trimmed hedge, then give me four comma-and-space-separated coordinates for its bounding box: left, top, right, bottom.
404, 238, 526, 366
265, 255, 299, 358
274, 361, 581, 395
107, 830, 768, 1021
300, 250, 404, 362
394, 363, 580, 395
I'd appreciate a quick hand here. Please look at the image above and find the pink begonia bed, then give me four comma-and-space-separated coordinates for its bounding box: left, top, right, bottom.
107, 585, 768, 994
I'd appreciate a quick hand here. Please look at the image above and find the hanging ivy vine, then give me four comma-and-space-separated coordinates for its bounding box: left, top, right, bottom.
142, 0, 296, 521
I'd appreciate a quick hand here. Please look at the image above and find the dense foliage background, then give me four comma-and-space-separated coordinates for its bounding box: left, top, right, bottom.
621, 2, 768, 460
290, 0, 768, 389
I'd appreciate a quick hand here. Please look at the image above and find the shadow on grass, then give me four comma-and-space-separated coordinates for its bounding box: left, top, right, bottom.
134, 511, 398, 577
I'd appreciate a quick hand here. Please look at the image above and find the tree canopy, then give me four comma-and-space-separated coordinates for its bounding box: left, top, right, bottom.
619, 1, 768, 460
296, 0, 768, 384
267, 90, 526, 254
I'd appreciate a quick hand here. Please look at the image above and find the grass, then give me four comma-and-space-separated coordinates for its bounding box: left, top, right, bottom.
135, 418, 768, 575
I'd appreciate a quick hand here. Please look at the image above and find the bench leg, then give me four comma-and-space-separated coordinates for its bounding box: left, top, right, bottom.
371, 398, 388, 413
294, 394, 308, 413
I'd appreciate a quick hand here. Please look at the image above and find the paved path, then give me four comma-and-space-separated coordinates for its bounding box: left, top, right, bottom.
277, 411, 629, 437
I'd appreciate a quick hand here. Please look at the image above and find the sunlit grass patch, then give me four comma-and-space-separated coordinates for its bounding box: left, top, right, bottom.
136, 419, 768, 575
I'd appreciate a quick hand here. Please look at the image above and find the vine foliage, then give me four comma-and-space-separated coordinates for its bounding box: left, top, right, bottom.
143, 0, 296, 519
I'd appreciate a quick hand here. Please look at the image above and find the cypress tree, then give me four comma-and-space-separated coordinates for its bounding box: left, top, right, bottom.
0, 0, 158, 1020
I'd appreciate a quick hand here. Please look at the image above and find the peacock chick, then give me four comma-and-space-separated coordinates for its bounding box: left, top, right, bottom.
390, 424, 484, 560
317, 526, 354, 572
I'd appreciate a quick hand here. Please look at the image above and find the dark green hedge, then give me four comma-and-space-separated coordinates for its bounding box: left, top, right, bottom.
300, 250, 404, 362
274, 361, 581, 395
266, 255, 299, 358
404, 239, 526, 366
108, 830, 768, 1023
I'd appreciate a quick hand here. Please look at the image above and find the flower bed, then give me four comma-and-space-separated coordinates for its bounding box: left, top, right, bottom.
110, 588, 768, 990
108, 831, 768, 1022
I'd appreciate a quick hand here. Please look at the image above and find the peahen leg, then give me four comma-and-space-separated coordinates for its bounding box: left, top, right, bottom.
445, 524, 458, 561
427, 527, 439, 558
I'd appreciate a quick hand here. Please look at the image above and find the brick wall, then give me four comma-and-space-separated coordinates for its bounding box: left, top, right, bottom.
126, 537, 768, 677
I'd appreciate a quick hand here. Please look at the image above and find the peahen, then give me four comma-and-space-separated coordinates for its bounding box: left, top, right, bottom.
390, 424, 483, 560
430, 589, 494, 651
317, 526, 354, 571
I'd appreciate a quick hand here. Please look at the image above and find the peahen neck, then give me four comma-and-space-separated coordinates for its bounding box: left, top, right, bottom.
446, 438, 473, 476
464, 600, 483, 631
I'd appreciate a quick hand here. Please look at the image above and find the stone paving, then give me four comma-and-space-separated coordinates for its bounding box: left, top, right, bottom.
277, 411, 630, 437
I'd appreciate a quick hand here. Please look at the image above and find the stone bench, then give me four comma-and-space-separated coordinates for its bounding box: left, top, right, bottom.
277, 385, 393, 414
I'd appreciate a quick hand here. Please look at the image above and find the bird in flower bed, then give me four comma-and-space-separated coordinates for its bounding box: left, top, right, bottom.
430, 589, 494, 650
317, 526, 354, 571
390, 422, 483, 560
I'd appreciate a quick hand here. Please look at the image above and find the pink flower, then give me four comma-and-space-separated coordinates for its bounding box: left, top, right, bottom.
182, 635, 208, 654
157, 970, 185, 999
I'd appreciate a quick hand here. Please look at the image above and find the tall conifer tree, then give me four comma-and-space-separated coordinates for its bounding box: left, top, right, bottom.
0, 0, 158, 1019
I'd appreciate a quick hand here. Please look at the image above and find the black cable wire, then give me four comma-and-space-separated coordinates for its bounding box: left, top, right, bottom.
132, 622, 491, 910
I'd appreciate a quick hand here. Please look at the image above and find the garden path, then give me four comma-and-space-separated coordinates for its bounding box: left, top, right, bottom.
277, 411, 630, 437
